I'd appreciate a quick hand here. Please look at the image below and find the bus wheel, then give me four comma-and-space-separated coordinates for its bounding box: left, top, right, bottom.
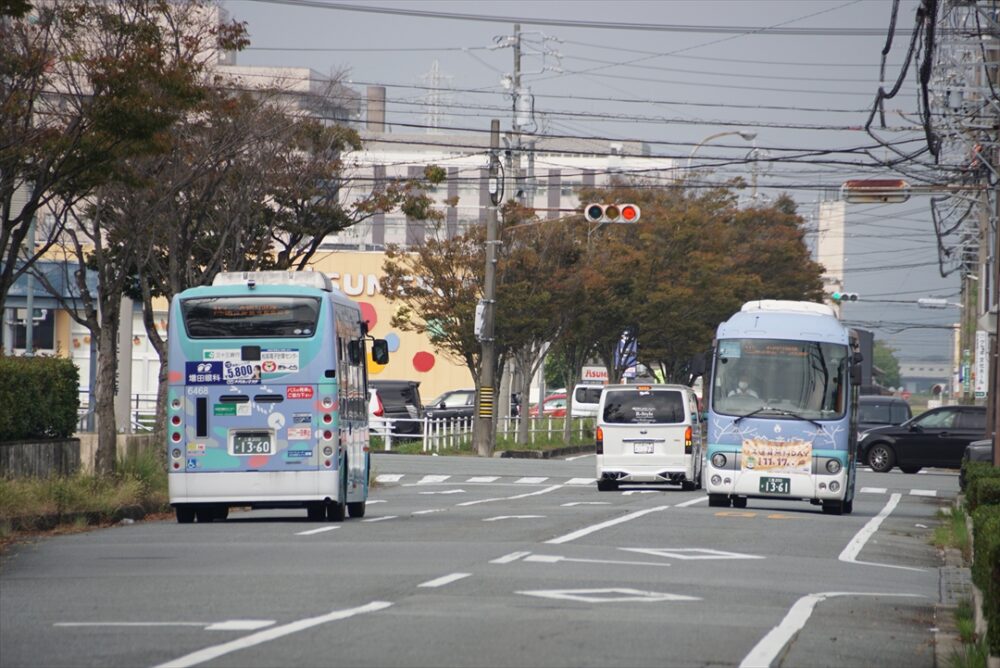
175, 505, 195, 524
822, 501, 844, 515
731, 496, 748, 509
348, 500, 366, 518
307, 503, 325, 521
708, 494, 730, 507
327, 468, 347, 522
195, 506, 215, 523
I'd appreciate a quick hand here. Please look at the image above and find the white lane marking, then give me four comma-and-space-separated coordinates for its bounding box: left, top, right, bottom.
375, 474, 403, 483
738, 592, 923, 668
413, 508, 446, 515
910, 489, 937, 497
515, 476, 548, 484
525, 554, 670, 568
56, 622, 207, 628
518, 588, 698, 603
561, 501, 611, 507
675, 496, 707, 508
152, 602, 392, 668
483, 515, 546, 522
418, 572, 472, 588
362, 516, 398, 523
838, 493, 925, 572
565, 478, 594, 485
457, 485, 563, 507
205, 621, 275, 631
565, 454, 594, 462
420, 489, 466, 495
417, 475, 451, 484
860, 487, 887, 494
546, 506, 671, 545
367, 500, 387, 504
622, 548, 763, 561
622, 490, 659, 496
466, 476, 499, 483
295, 526, 339, 536
490, 551, 531, 564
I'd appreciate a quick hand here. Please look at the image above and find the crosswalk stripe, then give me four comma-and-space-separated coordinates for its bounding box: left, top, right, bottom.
910, 489, 937, 497
515, 477, 548, 484
860, 487, 887, 494
375, 474, 403, 483
418, 475, 451, 484
565, 478, 594, 486
466, 476, 500, 483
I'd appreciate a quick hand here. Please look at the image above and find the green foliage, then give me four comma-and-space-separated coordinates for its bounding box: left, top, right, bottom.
873, 340, 902, 388
933, 506, 971, 561
965, 463, 1000, 512
0, 355, 79, 441
971, 504, 1000, 655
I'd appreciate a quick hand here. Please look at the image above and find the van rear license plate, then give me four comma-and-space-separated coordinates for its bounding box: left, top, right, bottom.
633, 442, 654, 454
759, 476, 790, 495
233, 431, 272, 456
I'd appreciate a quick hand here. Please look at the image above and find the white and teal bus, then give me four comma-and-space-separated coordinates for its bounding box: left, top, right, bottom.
166, 271, 388, 523
704, 300, 861, 515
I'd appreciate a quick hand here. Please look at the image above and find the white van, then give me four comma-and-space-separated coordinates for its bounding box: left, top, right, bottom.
595, 384, 703, 492
570, 383, 604, 418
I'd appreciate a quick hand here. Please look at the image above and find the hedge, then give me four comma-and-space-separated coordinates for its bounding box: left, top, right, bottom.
964, 461, 1000, 513
972, 504, 1000, 655
0, 354, 79, 441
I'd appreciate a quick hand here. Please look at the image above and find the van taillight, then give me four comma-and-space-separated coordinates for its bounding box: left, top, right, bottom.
374, 395, 384, 417
684, 426, 692, 454
596, 426, 603, 455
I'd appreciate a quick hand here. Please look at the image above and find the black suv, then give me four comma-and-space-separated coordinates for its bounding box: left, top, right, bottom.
858, 404, 987, 473
369, 379, 424, 437
424, 388, 476, 422
857, 395, 912, 434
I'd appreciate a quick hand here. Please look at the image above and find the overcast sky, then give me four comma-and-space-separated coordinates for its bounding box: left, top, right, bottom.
221, 0, 961, 365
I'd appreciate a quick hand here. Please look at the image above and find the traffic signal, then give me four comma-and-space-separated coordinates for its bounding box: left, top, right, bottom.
831, 292, 859, 303
584, 203, 641, 224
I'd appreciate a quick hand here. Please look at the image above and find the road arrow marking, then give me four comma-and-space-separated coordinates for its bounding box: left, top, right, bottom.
524, 554, 670, 568
547, 505, 671, 544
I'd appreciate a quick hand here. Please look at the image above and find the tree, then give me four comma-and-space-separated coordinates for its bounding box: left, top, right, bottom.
0, 1, 243, 350
873, 340, 901, 388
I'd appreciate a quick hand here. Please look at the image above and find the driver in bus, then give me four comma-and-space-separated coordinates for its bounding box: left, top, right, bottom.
728, 375, 759, 398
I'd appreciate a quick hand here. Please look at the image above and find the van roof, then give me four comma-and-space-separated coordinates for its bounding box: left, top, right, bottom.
602, 383, 691, 391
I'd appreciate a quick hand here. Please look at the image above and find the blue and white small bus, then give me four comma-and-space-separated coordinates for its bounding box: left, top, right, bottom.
166, 271, 388, 523
704, 300, 860, 514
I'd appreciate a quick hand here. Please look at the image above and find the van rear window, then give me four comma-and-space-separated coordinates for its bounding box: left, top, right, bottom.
602, 390, 685, 424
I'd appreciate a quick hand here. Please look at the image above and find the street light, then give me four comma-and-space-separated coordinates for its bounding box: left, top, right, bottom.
686, 130, 758, 170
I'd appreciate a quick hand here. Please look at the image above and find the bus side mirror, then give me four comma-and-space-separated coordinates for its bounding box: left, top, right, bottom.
372, 339, 389, 365
348, 341, 362, 365
850, 351, 863, 386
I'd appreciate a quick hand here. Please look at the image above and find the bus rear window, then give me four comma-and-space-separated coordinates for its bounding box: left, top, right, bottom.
181, 296, 321, 338
602, 390, 685, 424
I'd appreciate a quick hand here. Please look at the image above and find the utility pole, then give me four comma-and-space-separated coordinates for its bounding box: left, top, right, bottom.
474, 119, 501, 457
510, 23, 523, 206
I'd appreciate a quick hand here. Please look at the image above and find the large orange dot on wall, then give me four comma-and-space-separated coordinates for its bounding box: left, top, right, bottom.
367, 350, 387, 375
412, 351, 435, 373
359, 302, 378, 331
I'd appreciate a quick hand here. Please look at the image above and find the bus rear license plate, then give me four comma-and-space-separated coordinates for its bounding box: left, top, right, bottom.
759, 476, 790, 495
633, 442, 654, 454
233, 431, 272, 456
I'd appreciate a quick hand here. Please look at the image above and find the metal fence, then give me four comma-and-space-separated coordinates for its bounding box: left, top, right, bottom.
76, 391, 158, 434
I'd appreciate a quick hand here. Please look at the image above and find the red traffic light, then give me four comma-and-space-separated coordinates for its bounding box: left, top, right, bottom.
583, 203, 641, 224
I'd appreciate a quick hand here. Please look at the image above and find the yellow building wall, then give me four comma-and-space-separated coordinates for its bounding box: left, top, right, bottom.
310, 251, 474, 403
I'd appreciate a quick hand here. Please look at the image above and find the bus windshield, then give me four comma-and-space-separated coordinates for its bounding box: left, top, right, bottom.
181, 296, 321, 338
712, 338, 849, 420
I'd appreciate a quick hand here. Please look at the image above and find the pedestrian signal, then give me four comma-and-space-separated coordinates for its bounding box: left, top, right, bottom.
584, 203, 641, 224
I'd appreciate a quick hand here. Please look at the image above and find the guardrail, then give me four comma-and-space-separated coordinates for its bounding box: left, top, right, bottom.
373, 415, 595, 452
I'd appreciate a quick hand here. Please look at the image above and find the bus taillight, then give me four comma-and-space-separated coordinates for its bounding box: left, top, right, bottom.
171, 431, 181, 443
596, 426, 604, 454
322, 430, 333, 441
322, 413, 333, 424
171, 415, 181, 426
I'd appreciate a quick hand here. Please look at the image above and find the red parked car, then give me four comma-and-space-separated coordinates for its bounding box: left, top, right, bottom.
528, 393, 567, 417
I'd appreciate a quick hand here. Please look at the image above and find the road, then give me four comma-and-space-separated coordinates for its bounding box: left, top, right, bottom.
0, 453, 956, 668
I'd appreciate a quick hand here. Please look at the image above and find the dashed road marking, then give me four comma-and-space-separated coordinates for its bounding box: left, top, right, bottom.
547, 506, 670, 545
417, 475, 451, 484
490, 551, 531, 564
860, 487, 887, 494
565, 478, 594, 486
515, 476, 549, 484
483, 515, 545, 522
910, 489, 937, 497
375, 474, 403, 483
295, 526, 340, 536
418, 572, 471, 588
362, 516, 397, 523
465, 476, 500, 483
